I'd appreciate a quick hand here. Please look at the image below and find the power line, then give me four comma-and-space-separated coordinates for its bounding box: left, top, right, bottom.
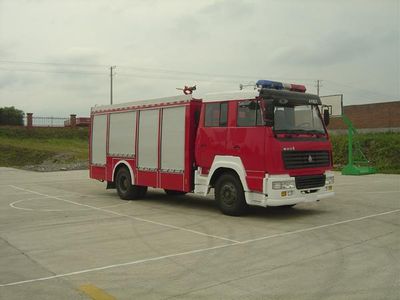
0, 67, 106, 76
116, 71, 237, 84
0, 59, 244, 78
0, 59, 316, 82
0, 67, 235, 83
119, 65, 316, 82
321, 86, 396, 103
325, 79, 398, 100
1, 63, 397, 101
0, 59, 108, 68
0, 66, 313, 86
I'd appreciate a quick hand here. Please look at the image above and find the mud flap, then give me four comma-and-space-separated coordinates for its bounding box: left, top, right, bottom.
106, 181, 116, 189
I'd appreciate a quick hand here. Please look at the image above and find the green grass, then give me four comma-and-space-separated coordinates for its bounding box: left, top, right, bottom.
1, 126, 399, 174
0, 126, 89, 140
0, 126, 88, 167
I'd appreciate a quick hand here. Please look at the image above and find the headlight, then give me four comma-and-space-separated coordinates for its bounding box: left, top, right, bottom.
325, 176, 334, 185
272, 180, 295, 190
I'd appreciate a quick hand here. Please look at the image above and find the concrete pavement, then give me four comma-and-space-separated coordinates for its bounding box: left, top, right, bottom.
0, 168, 399, 299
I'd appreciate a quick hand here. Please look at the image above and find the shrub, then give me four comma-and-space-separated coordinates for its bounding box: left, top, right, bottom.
0, 107, 24, 126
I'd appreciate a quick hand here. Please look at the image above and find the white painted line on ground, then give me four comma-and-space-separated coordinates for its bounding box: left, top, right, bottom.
9, 197, 131, 212
238, 208, 400, 244
8, 185, 239, 243
336, 190, 399, 194
0, 178, 89, 186
0, 243, 233, 287
334, 179, 398, 186
1, 207, 399, 288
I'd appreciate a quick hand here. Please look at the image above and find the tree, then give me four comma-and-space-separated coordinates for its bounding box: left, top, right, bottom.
0, 107, 25, 126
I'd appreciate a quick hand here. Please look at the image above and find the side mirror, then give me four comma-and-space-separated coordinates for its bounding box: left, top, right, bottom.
323, 108, 330, 126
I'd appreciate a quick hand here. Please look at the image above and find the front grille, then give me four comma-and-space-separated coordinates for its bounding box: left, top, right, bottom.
282, 151, 330, 169
295, 175, 326, 190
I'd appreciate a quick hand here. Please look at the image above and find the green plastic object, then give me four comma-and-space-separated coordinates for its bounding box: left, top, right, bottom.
341, 115, 376, 175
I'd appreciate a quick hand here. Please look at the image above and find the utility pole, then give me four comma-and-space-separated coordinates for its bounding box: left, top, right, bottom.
110, 66, 116, 104
316, 79, 323, 96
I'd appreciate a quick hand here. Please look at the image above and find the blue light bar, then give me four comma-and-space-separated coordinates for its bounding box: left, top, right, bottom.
256, 79, 307, 93
256, 80, 284, 90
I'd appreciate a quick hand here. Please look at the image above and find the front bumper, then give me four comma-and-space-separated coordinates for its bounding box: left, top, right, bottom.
245, 172, 335, 207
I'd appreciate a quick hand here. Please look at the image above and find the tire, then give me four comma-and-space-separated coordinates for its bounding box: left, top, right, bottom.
215, 173, 248, 216
164, 189, 187, 196
115, 167, 147, 200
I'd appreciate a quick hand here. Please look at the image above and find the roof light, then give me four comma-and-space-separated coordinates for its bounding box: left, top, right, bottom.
290, 84, 306, 93
256, 80, 284, 90
256, 79, 306, 93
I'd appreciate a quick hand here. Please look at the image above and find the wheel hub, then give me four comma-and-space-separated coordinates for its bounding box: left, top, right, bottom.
120, 176, 129, 192
221, 183, 236, 206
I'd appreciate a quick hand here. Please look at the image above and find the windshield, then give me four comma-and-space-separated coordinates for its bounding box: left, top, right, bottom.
273, 104, 325, 134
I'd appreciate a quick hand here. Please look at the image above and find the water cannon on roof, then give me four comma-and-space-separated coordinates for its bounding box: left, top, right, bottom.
177, 85, 196, 95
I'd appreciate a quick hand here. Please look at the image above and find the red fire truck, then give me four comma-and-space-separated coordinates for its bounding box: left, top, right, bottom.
90, 80, 334, 216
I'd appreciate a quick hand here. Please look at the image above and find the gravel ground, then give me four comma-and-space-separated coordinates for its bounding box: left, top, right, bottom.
19, 160, 88, 172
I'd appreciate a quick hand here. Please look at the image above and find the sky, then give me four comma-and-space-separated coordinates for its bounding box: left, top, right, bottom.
0, 0, 399, 117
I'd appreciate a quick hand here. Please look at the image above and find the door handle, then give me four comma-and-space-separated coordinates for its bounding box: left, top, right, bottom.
233, 145, 240, 150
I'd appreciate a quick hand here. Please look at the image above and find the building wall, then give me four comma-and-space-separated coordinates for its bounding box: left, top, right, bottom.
327, 101, 400, 132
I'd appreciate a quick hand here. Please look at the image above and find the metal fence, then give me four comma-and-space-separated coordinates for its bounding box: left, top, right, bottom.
23, 116, 69, 127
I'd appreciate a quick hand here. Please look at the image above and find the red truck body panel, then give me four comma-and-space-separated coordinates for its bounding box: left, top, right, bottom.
90, 98, 202, 193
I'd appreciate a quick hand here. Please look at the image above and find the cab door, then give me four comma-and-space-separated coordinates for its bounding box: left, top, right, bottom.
195, 102, 228, 170
226, 99, 265, 191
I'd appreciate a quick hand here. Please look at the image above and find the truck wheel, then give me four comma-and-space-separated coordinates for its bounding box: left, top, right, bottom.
116, 167, 145, 200
215, 173, 248, 216
164, 189, 187, 196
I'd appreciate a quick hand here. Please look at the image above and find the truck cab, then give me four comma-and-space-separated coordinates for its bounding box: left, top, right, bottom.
194, 80, 334, 215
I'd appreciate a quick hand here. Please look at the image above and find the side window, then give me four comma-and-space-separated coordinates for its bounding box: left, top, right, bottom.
204, 102, 228, 127
205, 103, 220, 127
237, 100, 263, 127
220, 102, 228, 126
